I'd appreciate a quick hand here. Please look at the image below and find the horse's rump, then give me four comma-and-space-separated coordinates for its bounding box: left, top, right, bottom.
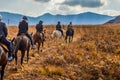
34, 32, 42, 39
14, 35, 31, 51
52, 29, 65, 38
0, 46, 7, 65
66, 29, 74, 36
33, 32, 43, 43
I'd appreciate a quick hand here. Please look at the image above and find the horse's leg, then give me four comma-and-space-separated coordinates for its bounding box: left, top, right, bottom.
69, 36, 70, 43
14, 46, 19, 65
1, 63, 7, 80
21, 51, 25, 65
15, 53, 18, 65
42, 41, 44, 47
71, 35, 73, 42
27, 48, 30, 63
38, 43, 40, 53
65, 36, 68, 43
40, 42, 42, 52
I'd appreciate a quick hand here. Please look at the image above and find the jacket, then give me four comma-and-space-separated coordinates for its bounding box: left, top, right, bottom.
18, 20, 28, 34
0, 21, 7, 37
56, 24, 62, 30
36, 23, 43, 32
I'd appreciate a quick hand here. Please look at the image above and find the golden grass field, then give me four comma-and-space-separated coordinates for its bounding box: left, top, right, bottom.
3, 24, 120, 80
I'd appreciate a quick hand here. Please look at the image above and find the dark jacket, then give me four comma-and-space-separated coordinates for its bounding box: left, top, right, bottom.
36, 24, 43, 32
56, 24, 61, 30
18, 20, 28, 34
67, 24, 73, 30
0, 21, 8, 37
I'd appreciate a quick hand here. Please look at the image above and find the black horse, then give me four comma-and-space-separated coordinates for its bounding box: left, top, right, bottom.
65, 29, 74, 43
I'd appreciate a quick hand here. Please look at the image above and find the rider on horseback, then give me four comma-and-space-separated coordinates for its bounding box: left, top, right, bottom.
56, 21, 64, 36
36, 20, 45, 41
67, 22, 74, 34
0, 15, 13, 61
67, 22, 73, 31
17, 16, 35, 49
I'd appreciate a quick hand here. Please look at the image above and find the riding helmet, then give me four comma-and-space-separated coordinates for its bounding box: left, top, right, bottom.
23, 16, 28, 20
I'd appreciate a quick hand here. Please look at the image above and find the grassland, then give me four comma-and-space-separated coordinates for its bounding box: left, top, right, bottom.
4, 24, 120, 80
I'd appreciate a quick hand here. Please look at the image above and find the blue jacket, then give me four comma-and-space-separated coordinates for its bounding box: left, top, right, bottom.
0, 21, 7, 37
18, 20, 28, 34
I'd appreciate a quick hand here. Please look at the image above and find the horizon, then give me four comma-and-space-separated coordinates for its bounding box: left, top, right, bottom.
0, 0, 120, 17
0, 11, 116, 18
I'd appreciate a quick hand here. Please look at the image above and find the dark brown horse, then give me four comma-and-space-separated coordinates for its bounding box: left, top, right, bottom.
33, 32, 45, 53
0, 45, 8, 80
12, 34, 31, 65
65, 29, 74, 43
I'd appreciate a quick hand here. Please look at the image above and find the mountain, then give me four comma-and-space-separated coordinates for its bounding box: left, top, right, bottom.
106, 16, 120, 24
0, 12, 115, 25
0, 12, 36, 25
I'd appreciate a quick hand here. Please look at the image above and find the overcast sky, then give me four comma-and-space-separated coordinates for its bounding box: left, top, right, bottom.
0, 0, 120, 17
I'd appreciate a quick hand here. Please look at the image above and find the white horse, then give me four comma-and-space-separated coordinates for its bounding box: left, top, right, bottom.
51, 29, 65, 41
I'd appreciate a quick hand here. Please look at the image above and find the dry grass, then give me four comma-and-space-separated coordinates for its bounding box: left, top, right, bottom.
3, 24, 120, 80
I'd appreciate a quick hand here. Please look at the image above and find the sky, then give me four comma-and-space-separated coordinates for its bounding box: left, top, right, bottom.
0, 0, 120, 17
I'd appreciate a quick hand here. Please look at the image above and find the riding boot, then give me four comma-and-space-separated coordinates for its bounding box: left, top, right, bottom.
26, 33, 36, 49
6, 40, 13, 61
0, 36, 13, 61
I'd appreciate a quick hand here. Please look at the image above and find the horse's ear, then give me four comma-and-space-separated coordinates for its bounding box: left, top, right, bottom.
11, 37, 15, 42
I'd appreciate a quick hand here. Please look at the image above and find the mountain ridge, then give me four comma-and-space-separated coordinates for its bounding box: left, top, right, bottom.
0, 11, 115, 25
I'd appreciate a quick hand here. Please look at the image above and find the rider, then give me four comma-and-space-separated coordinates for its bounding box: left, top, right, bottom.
17, 16, 35, 49
67, 22, 73, 31
0, 15, 13, 61
36, 20, 45, 41
56, 21, 64, 36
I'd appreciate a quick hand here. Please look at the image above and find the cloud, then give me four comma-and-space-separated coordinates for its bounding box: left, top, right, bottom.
62, 0, 105, 8
34, 0, 50, 3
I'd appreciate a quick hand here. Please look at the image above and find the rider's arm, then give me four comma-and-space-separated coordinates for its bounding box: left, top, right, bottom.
3, 23, 8, 37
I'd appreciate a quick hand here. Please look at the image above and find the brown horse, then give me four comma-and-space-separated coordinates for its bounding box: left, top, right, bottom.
0, 45, 8, 80
33, 32, 45, 53
12, 34, 31, 65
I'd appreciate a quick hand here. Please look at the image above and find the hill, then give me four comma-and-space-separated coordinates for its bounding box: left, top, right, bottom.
106, 16, 120, 24
0, 12, 115, 25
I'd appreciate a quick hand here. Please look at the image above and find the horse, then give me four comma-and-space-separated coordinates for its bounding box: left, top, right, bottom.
33, 32, 45, 53
65, 29, 74, 43
12, 34, 31, 65
51, 29, 65, 41
0, 44, 8, 80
